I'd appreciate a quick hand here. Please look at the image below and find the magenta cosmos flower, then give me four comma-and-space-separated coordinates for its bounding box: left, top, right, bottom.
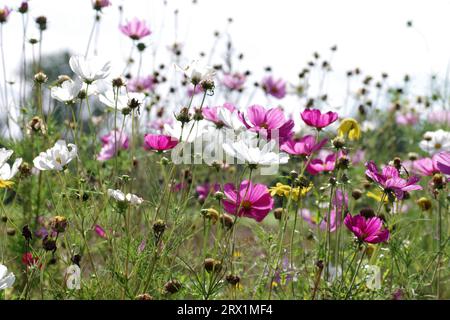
94, 224, 107, 239
301, 108, 338, 129
128, 75, 155, 93
306, 151, 337, 175
261, 76, 286, 99
97, 130, 129, 161
144, 134, 178, 152
365, 161, 422, 199
0, 6, 11, 23
222, 72, 246, 91
434, 151, 450, 175
406, 155, 443, 176
120, 18, 152, 40
344, 213, 389, 244
239, 105, 294, 143
92, 0, 111, 11
202, 103, 236, 126
196, 182, 221, 203
223, 180, 274, 222
281, 135, 327, 157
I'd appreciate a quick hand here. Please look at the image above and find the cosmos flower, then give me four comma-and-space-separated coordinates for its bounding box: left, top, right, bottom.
143, 134, 178, 152
176, 60, 216, 84
0, 148, 22, 188
98, 90, 146, 112
222, 180, 274, 222
69, 55, 111, 84
338, 118, 361, 140
164, 119, 208, 143
281, 135, 327, 157
344, 213, 389, 244
301, 208, 339, 232
97, 130, 129, 161
396, 112, 419, 126
127, 75, 155, 93
222, 72, 246, 91
427, 110, 450, 126
434, 151, 450, 175
119, 18, 152, 40
202, 103, 236, 126
65, 264, 81, 290
0, 264, 15, 290
107, 189, 143, 206
33, 140, 78, 171
419, 129, 450, 155
261, 75, 286, 99
196, 183, 221, 202
223, 138, 289, 166
306, 151, 337, 175
238, 105, 294, 142
301, 108, 338, 129
269, 182, 313, 201
365, 161, 422, 199
94, 224, 107, 239
51, 77, 83, 103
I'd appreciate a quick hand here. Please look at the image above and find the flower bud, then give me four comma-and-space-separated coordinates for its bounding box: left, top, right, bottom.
164, 279, 182, 294
42, 236, 57, 252
135, 293, 153, 300
137, 42, 146, 52
416, 197, 432, 211
351, 188, 363, 200
360, 207, 375, 218
193, 108, 204, 121
112, 77, 125, 88
220, 213, 234, 230
175, 107, 191, 123
226, 274, 240, 286
19, 2, 29, 14
201, 208, 219, 223
213, 191, 224, 201
22, 225, 32, 241
332, 136, 346, 149
432, 173, 445, 190
153, 219, 166, 238
6, 228, 15, 236
35, 16, 47, 31
204, 258, 222, 273
273, 208, 284, 220
34, 72, 48, 84
49, 216, 68, 233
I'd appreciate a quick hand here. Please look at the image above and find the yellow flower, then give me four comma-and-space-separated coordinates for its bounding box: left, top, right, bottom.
367, 190, 388, 203
269, 183, 291, 197
269, 183, 313, 201
338, 118, 361, 141
0, 180, 14, 189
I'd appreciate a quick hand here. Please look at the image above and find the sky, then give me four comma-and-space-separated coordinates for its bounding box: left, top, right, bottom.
1, 0, 450, 111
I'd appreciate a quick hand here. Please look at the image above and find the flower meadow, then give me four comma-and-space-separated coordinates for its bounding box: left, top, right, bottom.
0, 0, 449, 301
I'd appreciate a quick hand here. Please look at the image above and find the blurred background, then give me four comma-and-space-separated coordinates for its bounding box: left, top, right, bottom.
1, 0, 450, 137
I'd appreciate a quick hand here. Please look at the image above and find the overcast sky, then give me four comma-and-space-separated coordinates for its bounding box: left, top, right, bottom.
2, 0, 450, 107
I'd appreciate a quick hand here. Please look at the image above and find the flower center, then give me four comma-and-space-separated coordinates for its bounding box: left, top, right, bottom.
241, 200, 252, 210
55, 156, 62, 164
434, 143, 442, 149
260, 123, 269, 129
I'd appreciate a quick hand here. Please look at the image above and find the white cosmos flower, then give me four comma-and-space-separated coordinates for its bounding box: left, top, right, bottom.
108, 189, 144, 205
99, 90, 145, 111
175, 60, 215, 83
126, 193, 144, 205
69, 55, 111, 83
108, 189, 126, 201
164, 119, 208, 143
419, 129, 450, 154
223, 138, 289, 165
33, 140, 78, 171
217, 107, 246, 132
0, 263, 15, 290
51, 78, 83, 103
0, 148, 22, 180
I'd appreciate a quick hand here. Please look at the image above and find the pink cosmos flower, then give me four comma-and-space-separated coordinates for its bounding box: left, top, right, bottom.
351, 149, 366, 165
148, 118, 173, 132
239, 105, 294, 143
222, 72, 246, 91
93, 0, 111, 11
306, 151, 337, 175
434, 151, 450, 175
202, 103, 236, 126
188, 85, 204, 97
143, 134, 178, 152
407, 156, 440, 176
281, 135, 327, 157
196, 182, 221, 202
427, 110, 450, 126
0, 6, 11, 23
97, 130, 129, 161
301, 108, 338, 129
119, 18, 152, 40
94, 224, 107, 239
301, 209, 339, 232
344, 214, 389, 244
261, 76, 286, 99
396, 112, 419, 126
223, 180, 274, 222
365, 161, 422, 199
128, 76, 155, 93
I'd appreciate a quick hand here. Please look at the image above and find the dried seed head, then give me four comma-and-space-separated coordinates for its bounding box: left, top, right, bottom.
351, 189, 363, 200
273, 208, 284, 220
22, 225, 32, 241
49, 216, 68, 233
164, 279, 182, 294
220, 213, 234, 230
34, 72, 48, 84
204, 258, 222, 273
416, 197, 432, 211
135, 293, 153, 300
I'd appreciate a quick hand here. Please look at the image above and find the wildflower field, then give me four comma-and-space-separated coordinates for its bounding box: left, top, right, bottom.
0, 0, 449, 301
